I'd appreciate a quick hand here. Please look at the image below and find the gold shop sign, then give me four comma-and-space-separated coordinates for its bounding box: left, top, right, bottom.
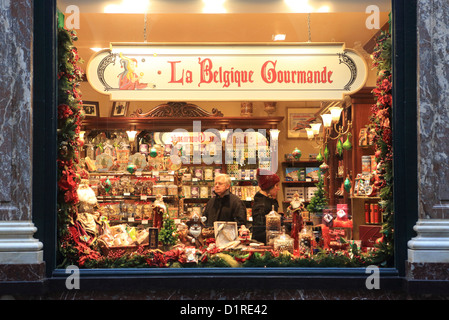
86, 43, 368, 101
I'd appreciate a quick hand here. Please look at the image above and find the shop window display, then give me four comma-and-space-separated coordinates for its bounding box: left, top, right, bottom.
56, 1, 393, 269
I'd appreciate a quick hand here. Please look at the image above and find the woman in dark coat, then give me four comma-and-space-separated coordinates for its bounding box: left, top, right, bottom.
251, 169, 281, 244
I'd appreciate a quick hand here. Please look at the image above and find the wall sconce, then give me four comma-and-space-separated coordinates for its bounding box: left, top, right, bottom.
323, 107, 352, 141
269, 129, 280, 141
126, 127, 138, 152
305, 121, 326, 150
306, 101, 351, 153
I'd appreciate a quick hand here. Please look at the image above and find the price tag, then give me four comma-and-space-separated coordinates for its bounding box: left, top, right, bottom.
135, 171, 142, 176
123, 193, 130, 196
128, 217, 135, 222
192, 178, 198, 182
141, 195, 147, 201
142, 220, 148, 225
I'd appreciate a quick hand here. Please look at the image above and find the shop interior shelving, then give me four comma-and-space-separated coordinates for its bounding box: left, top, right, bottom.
81, 102, 284, 225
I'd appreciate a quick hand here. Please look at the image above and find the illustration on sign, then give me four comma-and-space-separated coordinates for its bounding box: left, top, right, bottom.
118, 53, 151, 90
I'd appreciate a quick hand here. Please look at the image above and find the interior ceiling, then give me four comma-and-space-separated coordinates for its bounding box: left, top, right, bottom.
58, 0, 391, 14
74, 12, 389, 63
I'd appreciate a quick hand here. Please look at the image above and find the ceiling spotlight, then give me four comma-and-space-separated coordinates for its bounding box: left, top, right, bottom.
90, 47, 107, 52
273, 34, 286, 41
202, 0, 227, 13
104, 0, 150, 14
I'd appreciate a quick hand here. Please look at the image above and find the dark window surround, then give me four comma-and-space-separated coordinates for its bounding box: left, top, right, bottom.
32, 0, 417, 292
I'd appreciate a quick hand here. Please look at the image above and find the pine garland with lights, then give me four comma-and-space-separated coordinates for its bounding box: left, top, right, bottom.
368, 25, 394, 266
56, 25, 103, 267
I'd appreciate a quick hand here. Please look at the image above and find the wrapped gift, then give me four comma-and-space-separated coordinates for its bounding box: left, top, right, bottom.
334, 204, 353, 228
333, 219, 353, 228
328, 227, 351, 250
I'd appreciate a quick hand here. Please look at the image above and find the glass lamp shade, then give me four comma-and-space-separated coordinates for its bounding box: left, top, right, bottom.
310, 123, 322, 135
270, 129, 280, 141
329, 106, 343, 122
126, 130, 138, 142
321, 114, 333, 128
305, 128, 315, 139
220, 129, 230, 142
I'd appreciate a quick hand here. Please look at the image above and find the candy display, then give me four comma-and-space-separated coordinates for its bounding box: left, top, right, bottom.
70, 111, 384, 268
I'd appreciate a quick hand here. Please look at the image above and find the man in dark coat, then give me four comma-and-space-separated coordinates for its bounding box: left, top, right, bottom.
203, 174, 247, 228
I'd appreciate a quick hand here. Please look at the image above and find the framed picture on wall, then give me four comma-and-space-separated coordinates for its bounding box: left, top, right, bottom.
82, 101, 100, 118
111, 101, 130, 117
287, 107, 318, 139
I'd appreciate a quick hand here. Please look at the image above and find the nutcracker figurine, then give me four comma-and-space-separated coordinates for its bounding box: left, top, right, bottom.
287, 192, 305, 250
152, 194, 167, 229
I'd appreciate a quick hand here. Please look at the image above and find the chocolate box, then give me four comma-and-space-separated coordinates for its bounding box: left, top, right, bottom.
359, 225, 382, 247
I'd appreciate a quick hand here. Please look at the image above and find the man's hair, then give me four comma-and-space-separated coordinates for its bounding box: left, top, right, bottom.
215, 173, 231, 187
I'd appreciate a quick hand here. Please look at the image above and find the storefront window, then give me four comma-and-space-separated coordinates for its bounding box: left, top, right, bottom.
55, 0, 393, 269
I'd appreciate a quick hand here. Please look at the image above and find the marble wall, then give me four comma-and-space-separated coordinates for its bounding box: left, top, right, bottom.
417, 0, 449, 219
0, 0, 33, 221
0, 0, 44, 278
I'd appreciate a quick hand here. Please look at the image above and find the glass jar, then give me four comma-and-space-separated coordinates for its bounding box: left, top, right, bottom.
274, 227, 294, 254
240, 102, 253, 117
266, 205, 281, 245
265, 205, 281, 231
299, 228, 312, 251
266, 230, 280, 247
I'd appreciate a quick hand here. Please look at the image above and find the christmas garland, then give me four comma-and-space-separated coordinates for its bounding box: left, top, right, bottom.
57, 26, 102, 267
368, 26, 394, 266
81, 244, 375, 269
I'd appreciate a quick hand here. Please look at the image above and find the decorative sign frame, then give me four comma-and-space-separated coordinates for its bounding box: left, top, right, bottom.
86, 43, 368, 101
